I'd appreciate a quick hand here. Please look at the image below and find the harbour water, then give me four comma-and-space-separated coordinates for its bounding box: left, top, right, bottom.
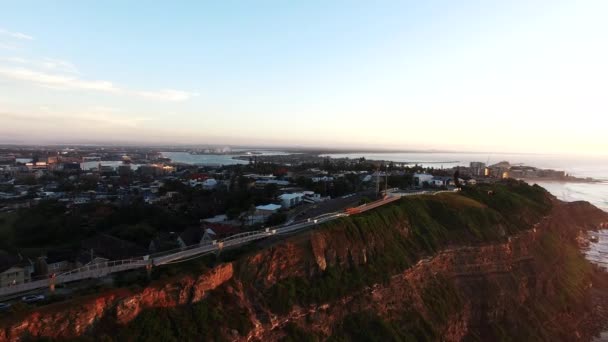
160, 152, 248, 166
160, 150, 289, 166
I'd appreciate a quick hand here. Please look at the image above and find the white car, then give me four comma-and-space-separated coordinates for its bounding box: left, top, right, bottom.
21, 294, 45, 303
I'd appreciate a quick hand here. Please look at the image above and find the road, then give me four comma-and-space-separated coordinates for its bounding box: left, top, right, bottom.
0, 189, 451, 299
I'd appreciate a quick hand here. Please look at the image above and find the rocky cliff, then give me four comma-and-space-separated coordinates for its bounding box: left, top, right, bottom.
1, 180, 608, 341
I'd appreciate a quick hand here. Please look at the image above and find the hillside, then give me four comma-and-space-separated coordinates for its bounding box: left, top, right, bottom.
2, 180, 608, 341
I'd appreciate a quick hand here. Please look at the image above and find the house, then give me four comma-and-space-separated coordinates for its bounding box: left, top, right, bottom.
302, 191, 327, 203
430, 176, 454, 187
255, 179, 290, 187
256, 203, 281, 215
201, 224, 242, 242
0, 254, 28, 287
202, 178, 218, 190
76, 250, 109, 267
25, 162, 48, 171
253, 204, 282, 223
413, 173, 434, 187
311, 176, 334, 183
177, 227, 207, 248
148, 233, 181, 253
82, 234, 149, 260
279, 193, 304, 208
243, 174, 275, 180
187, 177, 218, 190
201, 214, 228, 224
44, 250, 76, 274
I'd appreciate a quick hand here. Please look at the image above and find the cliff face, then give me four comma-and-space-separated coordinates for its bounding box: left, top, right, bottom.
1, 181, 607, 341
0, 264, 234, 341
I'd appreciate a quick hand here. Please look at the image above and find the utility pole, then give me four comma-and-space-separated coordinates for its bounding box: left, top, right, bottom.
376, 165, 380, 198
385, 164, 388, 197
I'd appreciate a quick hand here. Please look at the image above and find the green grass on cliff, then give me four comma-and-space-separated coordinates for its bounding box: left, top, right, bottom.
324, 276, 458, 341
264, 180, 552, 316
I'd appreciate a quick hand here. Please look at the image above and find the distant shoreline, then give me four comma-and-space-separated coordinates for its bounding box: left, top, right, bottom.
521, 177, 603, 184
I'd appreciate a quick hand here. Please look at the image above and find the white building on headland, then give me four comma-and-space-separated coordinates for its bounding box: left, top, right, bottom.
413, 173, 434, 187
279, 193, 304, 208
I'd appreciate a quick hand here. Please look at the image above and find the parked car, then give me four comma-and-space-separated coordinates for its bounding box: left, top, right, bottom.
21, 294, 45, 303
0, 302, 11, 311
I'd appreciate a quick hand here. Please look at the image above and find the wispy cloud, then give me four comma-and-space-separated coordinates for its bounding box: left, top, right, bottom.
0, 106, 151, 128
1, 56, 81, 75
40, 58, 80, 74
0, 66, 119, 92
0, 42, 18, 50
135, 89, 197, 102
0, 28, 33, 40
0, 29, 196, 102
0, 65, 197, 101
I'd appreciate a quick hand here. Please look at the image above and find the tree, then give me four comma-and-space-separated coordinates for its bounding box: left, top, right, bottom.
247, 204, 257, 226
226, 208, 241, 220
263, 184, 279, 200
267, 212, 287, 226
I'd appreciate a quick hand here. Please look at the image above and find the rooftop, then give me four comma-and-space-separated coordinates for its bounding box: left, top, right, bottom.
256, 204, 282, 211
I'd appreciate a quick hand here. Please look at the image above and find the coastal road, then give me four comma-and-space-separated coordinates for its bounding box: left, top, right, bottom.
0, 189, 448, 299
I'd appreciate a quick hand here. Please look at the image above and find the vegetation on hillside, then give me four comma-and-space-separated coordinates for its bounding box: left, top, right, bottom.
31, 181, 584, 342
263, 180, 552, 316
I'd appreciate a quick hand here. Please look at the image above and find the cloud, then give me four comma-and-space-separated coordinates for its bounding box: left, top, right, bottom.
0, 28, 33, 40
0, 29, 195, 102
41, 58, 80, 74
0, 42, 18, 50
0, 66, 119, 92
0, 66, 196, 101
134, 89, 198, 101
0, 107, 151, 128
1, 56, 80, 74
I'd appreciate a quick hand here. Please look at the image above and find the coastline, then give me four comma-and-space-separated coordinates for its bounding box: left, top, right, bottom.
520, 177, 603, 184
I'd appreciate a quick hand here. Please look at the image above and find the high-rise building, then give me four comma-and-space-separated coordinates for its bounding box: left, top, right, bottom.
469, 162, 486, 176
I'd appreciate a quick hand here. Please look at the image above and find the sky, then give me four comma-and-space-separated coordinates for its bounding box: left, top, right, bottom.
0, 1, 607, 155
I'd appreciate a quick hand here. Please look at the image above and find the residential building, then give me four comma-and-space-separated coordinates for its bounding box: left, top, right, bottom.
201, 214, 228, 224
469, 162, 486, 177
255, 203, 282, 217
302, 191, 327, 203
201, 224, 242, 242
0, 255, 28, 287
25, 162, 48, 171
202, 178, 218, 190
279, 193, 304, 208
430, 176, 452, 187
82, 234, 149, 260
413, 173, 434, 187
177, 227, 207, 248
255, 179, 290, 187
311, 176, 334, 183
